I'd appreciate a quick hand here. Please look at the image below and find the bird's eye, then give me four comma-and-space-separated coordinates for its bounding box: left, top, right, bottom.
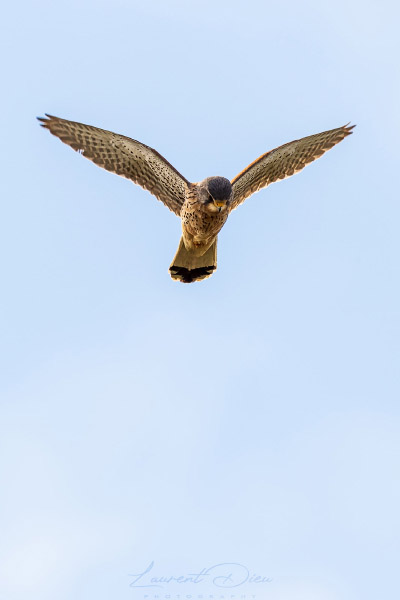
208, 194, 213, 202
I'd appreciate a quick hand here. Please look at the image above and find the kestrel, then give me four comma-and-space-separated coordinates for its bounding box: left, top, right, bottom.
38, 115, 354, 283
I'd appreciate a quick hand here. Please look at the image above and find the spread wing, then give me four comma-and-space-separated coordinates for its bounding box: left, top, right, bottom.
38, 114, 189, 216
230, 124, 355, 210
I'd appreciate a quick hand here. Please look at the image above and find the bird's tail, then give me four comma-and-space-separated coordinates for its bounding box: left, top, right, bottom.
169, 237, 217, 283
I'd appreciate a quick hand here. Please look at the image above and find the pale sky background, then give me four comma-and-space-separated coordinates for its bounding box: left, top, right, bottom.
1, 1, 399, 599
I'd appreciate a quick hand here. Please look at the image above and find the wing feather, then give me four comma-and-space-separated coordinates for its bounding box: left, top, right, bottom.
38, 114, 189, 215
230, 124, 355, 210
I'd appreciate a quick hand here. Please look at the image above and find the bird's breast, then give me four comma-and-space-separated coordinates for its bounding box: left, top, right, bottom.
181, 199, 228, 238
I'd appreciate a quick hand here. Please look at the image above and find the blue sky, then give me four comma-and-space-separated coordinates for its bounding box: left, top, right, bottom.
1, 1, 399, 599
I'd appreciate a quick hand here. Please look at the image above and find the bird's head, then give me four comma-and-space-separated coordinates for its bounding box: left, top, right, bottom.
200, 176, 233, 212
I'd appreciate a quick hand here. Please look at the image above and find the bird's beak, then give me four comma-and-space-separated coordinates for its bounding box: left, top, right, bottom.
214, 200, 225, 208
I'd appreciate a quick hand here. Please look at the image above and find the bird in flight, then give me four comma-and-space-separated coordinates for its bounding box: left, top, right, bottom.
38, 115, 354, 283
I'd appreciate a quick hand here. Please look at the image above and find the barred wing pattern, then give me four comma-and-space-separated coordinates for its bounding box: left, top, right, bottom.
38, 115, 189, 215
230, 124, 355, 210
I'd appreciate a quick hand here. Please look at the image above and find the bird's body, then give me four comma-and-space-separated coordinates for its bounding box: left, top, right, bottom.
38, 115, 354, 283
181, 178, 230, 249
170, 177, 232, 282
